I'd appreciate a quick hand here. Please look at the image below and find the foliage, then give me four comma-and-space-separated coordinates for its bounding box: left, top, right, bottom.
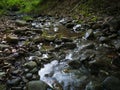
0, 0, 44, 14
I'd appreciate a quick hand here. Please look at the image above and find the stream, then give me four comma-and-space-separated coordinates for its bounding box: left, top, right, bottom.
0, 14, 120, 90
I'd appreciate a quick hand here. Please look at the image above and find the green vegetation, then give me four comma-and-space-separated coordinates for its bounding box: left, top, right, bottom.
0, 0, 44, 14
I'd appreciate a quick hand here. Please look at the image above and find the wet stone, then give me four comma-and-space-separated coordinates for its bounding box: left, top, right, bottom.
112, 56, 120, 67
65, 22, 75, 28
0, 44, 10, 49
15, 19, 27, 26
102, 76, 120, 90
61, 42, 77, 49
6, 34, 19, 43
84, 29, 94, 39
25, 73, 33, 80
92, 23, 101, 29
99, 36, 109, 42
61, 37, 73, 42
24, 61, 37, 69
30, 67, 38, 74
68, 60, 81, 69
27, 80, 48, 90
0, 72, 6, 78
7, 77, 21, 86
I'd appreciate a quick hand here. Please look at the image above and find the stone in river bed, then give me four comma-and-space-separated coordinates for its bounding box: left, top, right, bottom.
85, 81, 103, 90
0, 72, 6, 78
61, 42, 77, 49
102, 76, 120, 90
6, 34, 19, 43
27, 80, 49, 90
99, 36, 109, 42
7, 77, 21, 86
65, 22, 75, 28
24, 61, 37, 69
68, 60, 81, 69
15, 19, 27, 26
0, 44, 10, 49
84, 29, 94, 39
112, 56, 120, 67
25, 73, 33, 80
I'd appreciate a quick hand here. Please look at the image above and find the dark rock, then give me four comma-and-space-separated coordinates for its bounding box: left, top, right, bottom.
65, 23, 75, 28
112, 56, 120, 67
7, 77, 21, 86
61, 37, 73, 42
85, 81, 103, 90
92, 23, 101, 29
11, 70, 21, 76
102, 76, 120, 90
61, 42, 77, 49
6, 34, 19, 43
112, 39, 120, 50
27, 80, 48, 90
68, 60, 81, 69
89, 63, 100, 76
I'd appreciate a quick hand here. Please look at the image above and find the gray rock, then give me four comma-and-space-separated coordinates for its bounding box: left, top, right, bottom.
24, 61, 37, 69
7, 77, 21, 86
84, 29, 94, 39
99, 36, 109, 42
15, 20, 27, 26
26, 73, 33, 80
27, 80, 48, 90
112, 39, 120, 50
0, 72, 5, 78
102, 76, 120, 90
0, 44, 10, 49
